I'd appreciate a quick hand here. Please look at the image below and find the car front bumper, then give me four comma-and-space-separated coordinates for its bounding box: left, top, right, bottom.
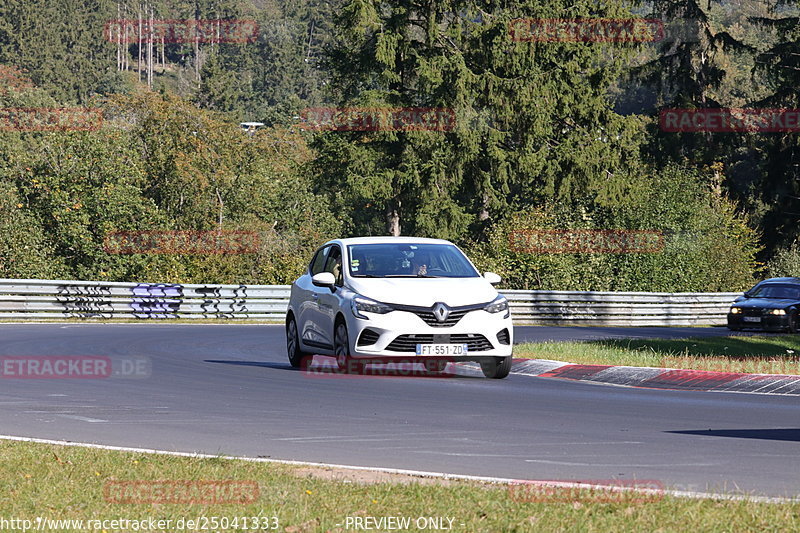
344, 307, 513, 361
727, 313, 791, 331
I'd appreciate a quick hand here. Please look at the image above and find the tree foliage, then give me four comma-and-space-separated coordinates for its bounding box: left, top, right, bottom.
0, 0, 789, 289
313, 0, 651, 238
469, 165, 760, 291
0, 81, 340, 283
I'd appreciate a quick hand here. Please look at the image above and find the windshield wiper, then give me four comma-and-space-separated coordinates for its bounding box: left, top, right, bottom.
380, 274, 447, 278
354, 274, 453, 278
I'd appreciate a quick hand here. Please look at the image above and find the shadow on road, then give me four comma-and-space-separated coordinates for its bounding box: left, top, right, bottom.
204, 358, 481, 379
205, 360, 294, 370
667, 429, 800, 442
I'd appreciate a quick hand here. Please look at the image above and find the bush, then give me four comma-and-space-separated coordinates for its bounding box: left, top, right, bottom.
0, 91, 340, 285
765, 243, 800, 279
0, 182, 68, 279
468, 165, 760, 292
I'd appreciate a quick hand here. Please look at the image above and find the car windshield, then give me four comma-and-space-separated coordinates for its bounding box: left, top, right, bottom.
347, 243, 480, 278
748, 284, 800, 300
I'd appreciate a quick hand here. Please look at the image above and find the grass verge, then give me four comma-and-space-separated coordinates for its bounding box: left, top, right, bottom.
515, 335, 800, 375
0, 440, 798, 532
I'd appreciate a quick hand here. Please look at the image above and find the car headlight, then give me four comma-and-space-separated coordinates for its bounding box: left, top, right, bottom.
485, 295, 510, 318
730, 307, 741, 314
770, 309, 787, 315
351, 296, 393, 319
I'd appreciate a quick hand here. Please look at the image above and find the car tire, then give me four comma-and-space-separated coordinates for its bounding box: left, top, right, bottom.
334, 320, 361, 373
286, 316, 305, 368
480, 356, 512, 379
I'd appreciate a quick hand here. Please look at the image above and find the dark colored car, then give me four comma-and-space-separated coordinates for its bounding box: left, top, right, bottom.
727, 277, 800, 332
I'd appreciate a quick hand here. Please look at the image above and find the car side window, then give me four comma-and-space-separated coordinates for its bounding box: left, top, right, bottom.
310, 246, 330, 275
324, 245, 343, 286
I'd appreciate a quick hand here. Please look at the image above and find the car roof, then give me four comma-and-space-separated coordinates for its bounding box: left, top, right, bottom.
760, 277, 800, 284
328, 236, 454, 246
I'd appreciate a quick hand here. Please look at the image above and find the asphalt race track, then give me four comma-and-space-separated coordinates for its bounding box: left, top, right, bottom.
0, 324, 797, 498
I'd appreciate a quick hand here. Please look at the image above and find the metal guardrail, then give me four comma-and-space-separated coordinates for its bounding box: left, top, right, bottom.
0, 279, 740, 326
0, 279, 288, 320
502, 289, 741, 326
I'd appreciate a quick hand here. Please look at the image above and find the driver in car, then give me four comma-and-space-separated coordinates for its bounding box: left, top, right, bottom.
411, 251, 431, 276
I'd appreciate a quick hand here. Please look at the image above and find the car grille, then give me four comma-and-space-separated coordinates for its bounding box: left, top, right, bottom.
386, 334, 494, 352
390, 302, 487, 328
357, 329, 380, 346
742, 308, 763, 317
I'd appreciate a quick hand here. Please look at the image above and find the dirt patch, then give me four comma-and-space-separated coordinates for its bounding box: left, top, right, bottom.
291, 466, 460, 486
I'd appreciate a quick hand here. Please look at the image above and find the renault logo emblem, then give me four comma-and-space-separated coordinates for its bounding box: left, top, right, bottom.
433, 302, 450, 322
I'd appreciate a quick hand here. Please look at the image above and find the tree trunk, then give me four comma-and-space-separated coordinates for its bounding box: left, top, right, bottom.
147, 6, 153, 88
137, 9, 142, 82
194, 12, 201, 82
216, 188, 224, 228
122, 4, 129, 71
115, 3, 121, 71
479, 193, 490, 221
385, 201, 401, 236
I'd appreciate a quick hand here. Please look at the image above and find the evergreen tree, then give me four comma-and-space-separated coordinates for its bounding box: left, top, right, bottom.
746, 1, 800, 252
631, 0, 745, 165
312, 0, 649, 238
0, 0, 122, 103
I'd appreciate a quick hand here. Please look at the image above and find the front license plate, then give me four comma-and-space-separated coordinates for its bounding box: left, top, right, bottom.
743, 316, 761, 323
415, 344, 468, 356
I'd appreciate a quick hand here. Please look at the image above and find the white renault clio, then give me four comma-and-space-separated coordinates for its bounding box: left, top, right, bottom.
285, 237, 513, 378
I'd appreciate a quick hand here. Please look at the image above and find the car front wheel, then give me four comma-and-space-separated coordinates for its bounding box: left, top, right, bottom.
334, 320, 361, 373
480, 356, 512, 379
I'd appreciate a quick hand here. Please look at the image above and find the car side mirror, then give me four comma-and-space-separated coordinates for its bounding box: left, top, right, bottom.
484, 272, 502, 284
312, 272, 336, 287
743, 291, 752, 298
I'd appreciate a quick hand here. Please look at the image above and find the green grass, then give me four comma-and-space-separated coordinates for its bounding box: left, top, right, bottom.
0, 440, 798, 532
515, 335, 800, 375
